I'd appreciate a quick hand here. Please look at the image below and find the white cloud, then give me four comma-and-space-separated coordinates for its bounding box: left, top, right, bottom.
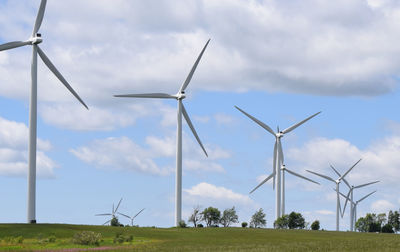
0, 116, 56, 178
371, 199, 395, 213
183, 182, 256, 208
214, 113, 235, 125
316, 210, 335, 215
71, 134, 230, 175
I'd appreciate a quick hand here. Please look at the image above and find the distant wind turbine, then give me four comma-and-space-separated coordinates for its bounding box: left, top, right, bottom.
95, 198, 123, 226
307, 159, 361, 231
0, 0, 88, 224
114, 39, 210, 226
118, 208, 145, 226
235, 106, 320, 220
339, 190, 377, 231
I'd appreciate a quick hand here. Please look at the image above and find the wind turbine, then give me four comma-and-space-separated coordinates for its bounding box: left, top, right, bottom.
118, 208, 145, 226
339, 178, 379, 231
235, 106, 320, 220
114, 39, 210, 226
339, 190, 377, 231
280, 164, 320, 216
307, 159, 361, 231
95, 198, 123, 225
0, 0, 88, 223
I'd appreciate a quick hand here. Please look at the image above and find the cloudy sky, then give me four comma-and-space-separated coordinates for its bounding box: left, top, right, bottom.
1, 0, 400, 230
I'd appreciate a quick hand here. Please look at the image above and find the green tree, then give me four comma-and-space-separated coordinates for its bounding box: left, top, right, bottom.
356, 213, 382, 232
241, 222, 248, 228
274, 215, 289, 229
311, 220, 320, 230
288, 212, 305, 229
220, 207, 239, 227
110, 217, 122, 227
188, 206, 202, 227
201, 207, 221, 227
250, 208, 266, 228
381, 224, 394, 233
388, 210, 400, 233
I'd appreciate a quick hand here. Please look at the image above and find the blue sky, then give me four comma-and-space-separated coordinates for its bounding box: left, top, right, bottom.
1, 0, 400, 230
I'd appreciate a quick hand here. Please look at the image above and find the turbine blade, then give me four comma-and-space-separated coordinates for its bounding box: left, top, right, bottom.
341, 189, 354, 215
354, 180, 379, 189
114, 93, 176, 99
285, 168, 320, 185
182, 104, 207, 157
278, 139, 284, 164
330, 164, 351, 188
179, 39, 210, 92
250, 172, 275, 194
235, 106, 275, 136
117, 212, 131, 219
115, 198, 123, 213
329, 164, 341, 177
37, 46, 89, 109
32, 0, 47, 35
103, 220, 111, 225
132, 208, 145, 220
306, 170, 335, 183
0, 41, 30, 51
340, 158, 362, 180
282, 111, 321, 134
95, 213, 112, 216
357, 191, 376, 203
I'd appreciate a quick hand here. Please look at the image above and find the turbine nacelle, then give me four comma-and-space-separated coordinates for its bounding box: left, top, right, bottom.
29, 34, 43, 45
276, 132, 284, 138
175, 92, 186, 100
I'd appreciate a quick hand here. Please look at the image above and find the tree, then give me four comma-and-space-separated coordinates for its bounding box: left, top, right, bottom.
274, 215, 289, 229
356, 213, 382, 232
311, 220, 320, 230
220, 207, 239, 227
388, 210, 400, 233
111, 217, 122, 227
250, 208, 266, 228
241, 222, 248, 228
382, 224, 394, 233
288, 212, 305, 229
178, 220, 187, 228
201, 207, 221, 227
188, 206, 202, 227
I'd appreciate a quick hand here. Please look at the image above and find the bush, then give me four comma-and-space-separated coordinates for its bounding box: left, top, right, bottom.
113, 232, 134, 244
241, 222, 248, 228
2, 236, 24, 245
197, 224, 204, 228
72, 231, 102, 246
311, 220, 320, 231
178, 220, 187, 228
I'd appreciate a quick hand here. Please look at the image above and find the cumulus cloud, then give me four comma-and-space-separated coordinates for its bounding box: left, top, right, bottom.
2, 0, 400, 131
70, 133, 230, 175
183, 182, 256, 208
0, 116, 56, 177
371, 199, 395, 213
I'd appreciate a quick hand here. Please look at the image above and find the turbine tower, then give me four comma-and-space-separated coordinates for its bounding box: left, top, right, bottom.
340, 190, 377, 231
339, 179, 379, 231
307, 159, 361, 231
114, 39, 210, 226
235, 106, 320, 220
0, 0, 88, 223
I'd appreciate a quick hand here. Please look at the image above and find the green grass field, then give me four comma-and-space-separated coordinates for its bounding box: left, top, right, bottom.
0, 224, 399, 251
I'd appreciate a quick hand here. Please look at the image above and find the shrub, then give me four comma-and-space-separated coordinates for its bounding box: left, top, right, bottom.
178, 220, 187, 228
241, 222, 248, 228
197, 224, 204, 228
113, 233, 134, 244
2, 236, 24, 245
72, 231, 102, 246
311, 220, 320, 231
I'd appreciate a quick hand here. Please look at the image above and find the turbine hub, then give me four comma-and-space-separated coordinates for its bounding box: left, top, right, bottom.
276, 132, 284, 138
176, 92, 186, 100
30, 34, 43, 45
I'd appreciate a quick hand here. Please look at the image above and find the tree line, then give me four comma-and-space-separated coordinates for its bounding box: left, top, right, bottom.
356, 210, 400, 233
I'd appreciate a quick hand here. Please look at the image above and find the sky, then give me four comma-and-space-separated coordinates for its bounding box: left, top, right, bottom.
1, 0, 400, 231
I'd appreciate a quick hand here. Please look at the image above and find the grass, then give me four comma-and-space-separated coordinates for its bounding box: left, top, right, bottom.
0, 224, 399, 251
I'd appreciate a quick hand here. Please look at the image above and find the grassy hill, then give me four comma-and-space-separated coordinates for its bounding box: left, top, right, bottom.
0, 224, 399, 251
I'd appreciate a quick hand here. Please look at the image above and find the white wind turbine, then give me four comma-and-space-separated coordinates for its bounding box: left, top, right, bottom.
339, 178, 379, 231
307, 159, 361, 231
235, 106, 320, 220
118, 208, 145, 226
280, 164, 320, 216
0, 0, 88, 223
339, 190, 377, 231
114, 39, 210, 226
95, 198, 123, 226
